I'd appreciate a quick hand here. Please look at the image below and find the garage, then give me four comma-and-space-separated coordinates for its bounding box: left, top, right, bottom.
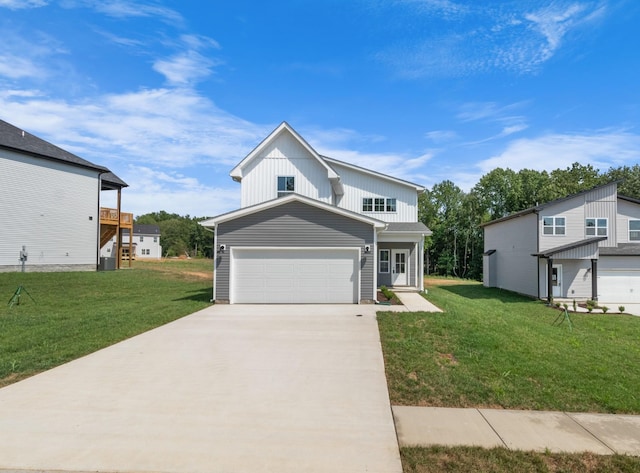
598, 270, 640, 303
230, 248, 360, 304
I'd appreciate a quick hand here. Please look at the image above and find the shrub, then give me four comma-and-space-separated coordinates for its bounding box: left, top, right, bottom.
573, 299, 577, 312
619, 306, 626, 313
563, 303, 569, 310
601, 306, 609, 314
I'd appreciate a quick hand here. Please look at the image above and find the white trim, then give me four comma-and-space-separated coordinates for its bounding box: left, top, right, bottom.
552, 264, 563, 298
377, 233, 424, 243
200, 193, 387, 229
212, 225, 217, 301
379, 249, 390, 273
229, 246, 361, 304
323, 156, 425, 193
373, 230, 378, 299
542, 216, 566, 236
629, 219, 640, 242
230, 122, 339, 181
585, 217, 608, 237
391, 249, 409, 286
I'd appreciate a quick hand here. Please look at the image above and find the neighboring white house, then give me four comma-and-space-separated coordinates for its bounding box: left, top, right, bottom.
200, 122, 431, 304
101, 224, 162, 260
482, 181, 640, 304
0, 119, 127, 272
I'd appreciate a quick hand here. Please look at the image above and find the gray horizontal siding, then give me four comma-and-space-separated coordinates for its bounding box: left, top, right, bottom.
215, 201, 374, 302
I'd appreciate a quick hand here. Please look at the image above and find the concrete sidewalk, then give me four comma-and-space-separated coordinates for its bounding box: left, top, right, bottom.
385, 291, 443, 312
393, 406, 640, 455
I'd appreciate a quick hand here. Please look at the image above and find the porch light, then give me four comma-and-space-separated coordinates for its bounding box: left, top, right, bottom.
218, 244, 226, 254
364, 245, 371, 254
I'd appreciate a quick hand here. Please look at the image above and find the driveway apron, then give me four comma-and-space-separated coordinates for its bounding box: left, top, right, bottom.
0, 304, 402, 473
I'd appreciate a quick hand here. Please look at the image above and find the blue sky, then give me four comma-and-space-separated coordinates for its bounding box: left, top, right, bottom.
1, 0, 639, 217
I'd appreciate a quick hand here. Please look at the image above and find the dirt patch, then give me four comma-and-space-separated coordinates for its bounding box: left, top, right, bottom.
184, 271, 212, 280
377, 291, 402, 305
424, 277, 465, 287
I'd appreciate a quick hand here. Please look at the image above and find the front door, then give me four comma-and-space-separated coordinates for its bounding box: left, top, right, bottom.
552, 264, 563, 298
392, 250, 408, 286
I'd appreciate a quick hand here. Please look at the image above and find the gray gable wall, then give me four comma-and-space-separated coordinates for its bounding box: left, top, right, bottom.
215, 200, 375, 301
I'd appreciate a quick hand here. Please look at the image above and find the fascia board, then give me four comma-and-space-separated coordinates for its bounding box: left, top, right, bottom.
322, 156, 425, 192
229, 122, 339, 181
200, 194, 387, 229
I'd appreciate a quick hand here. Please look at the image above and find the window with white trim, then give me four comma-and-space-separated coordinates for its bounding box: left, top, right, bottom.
277, 176, 295, 197
379, 249, 390, 273
630, 220, 640, 241
543, 216, 565, 235
586, 218, 607, 237
386, 198, 397, 212
362, 197, 397, 213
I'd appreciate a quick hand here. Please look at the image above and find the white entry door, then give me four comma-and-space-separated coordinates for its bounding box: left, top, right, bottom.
391, 250, 408, 286
552, 264, 563, 298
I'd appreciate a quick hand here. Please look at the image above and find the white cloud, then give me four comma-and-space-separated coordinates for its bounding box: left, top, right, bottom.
478, 130, 640, 174
425, 130, 458, 143
153, 51, 220, 85
104, 166, 241, 218
0, 0, 48, 9
379, 1, 608, 77
62, 0, 183, 24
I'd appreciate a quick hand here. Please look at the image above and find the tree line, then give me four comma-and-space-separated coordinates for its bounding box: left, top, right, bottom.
419, 163, 640, 280
135, 211, 214, 258
135, 163, 640, 272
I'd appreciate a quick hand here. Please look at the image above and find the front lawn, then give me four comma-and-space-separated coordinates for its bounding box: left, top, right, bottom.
378, 281, 640, 413
0, 259, 213, 387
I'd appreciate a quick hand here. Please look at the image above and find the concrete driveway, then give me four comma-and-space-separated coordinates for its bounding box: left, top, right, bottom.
0, 304, 401, 473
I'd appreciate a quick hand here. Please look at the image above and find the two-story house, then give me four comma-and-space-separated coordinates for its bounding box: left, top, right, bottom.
482, 181, 640, 304
101, 224, 162, 260
200, 122, 431, 304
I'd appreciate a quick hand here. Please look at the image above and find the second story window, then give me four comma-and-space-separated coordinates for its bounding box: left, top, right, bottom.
630, 220, 640, 241
386, 198, 397, 212
586, 218, 607, 237
139, 236, 144, 242
277, 176, 295, 197
543, 216, 565, 235
363, 197, 397, 212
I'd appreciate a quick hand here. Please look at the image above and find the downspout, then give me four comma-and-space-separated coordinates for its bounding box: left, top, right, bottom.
202, 225, 216, 302
96, 173, 105, 270
372, 228, 378, 302
547, 257, 554, 304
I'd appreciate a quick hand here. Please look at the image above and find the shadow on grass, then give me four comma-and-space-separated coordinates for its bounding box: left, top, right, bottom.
172, 288, 213, 303
436, 283, 537, 304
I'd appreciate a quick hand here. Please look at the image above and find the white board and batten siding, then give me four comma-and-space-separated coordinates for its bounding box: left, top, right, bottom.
240, 132, 333, 208
616, 198, 640, 243
0, 151, 100, 271
327, 161, 418, 222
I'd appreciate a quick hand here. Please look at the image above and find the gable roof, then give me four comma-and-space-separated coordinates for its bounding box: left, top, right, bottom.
230, 122, 342, 194
482, 181, 619, 228
229, 121, 426, 196
200, 193, 387, 230
322, 156, 425, 193
0, 119, 127, 188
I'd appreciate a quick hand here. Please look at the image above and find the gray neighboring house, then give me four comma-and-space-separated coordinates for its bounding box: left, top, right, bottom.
0, 119, 127, 272
200, 122, 431, 304
482, 181, 640, 304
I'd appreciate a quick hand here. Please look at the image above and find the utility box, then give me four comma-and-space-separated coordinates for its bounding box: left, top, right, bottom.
99, 257, 116, 271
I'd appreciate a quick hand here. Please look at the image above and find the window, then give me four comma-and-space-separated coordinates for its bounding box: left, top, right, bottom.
379, 249, 390, 273
586, 218, 607, 237
543, 216, 565, 235
363, 196, 397, 212
630, 220, 640, 241
139, 236, 144, 242
277, 176, 295, 197
386, 198, 396, 212
153, 236, 158, 243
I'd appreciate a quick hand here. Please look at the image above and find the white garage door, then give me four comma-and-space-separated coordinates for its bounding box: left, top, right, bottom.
598, 270, 640, 303
231, 248, 359, 304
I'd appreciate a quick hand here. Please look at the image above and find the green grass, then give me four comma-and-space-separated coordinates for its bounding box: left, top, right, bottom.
0, 259, 213, 386
378, 281, 640, 413
401, 446, 640, 473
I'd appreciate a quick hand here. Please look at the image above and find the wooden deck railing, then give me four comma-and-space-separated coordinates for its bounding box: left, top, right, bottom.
99, 208, 133, 228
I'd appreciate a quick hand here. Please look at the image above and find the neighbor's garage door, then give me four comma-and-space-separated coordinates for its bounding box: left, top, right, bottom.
231, 248, 359, 304
598, 270, 640, 303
